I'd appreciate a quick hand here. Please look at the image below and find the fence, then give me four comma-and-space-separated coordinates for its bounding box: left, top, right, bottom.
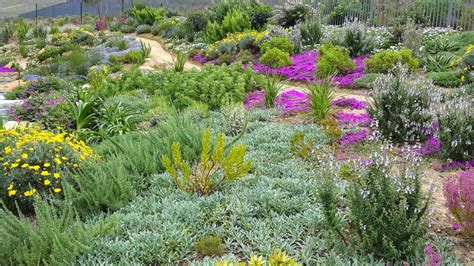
13, 0, 474, 31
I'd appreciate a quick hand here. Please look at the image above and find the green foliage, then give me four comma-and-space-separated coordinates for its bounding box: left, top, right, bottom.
275, 2, 312, 27
354, 73, 381, 90
261, 37, 295, 55
421, 53, 455, 72
130, 5, 165, 25
237, 35, 256, 51
248, 1, 272, 30
262, 74, 285, 108
0, 199, 115, 265
437, 96, 473, 161
368, 69, 433, 144
260, 48, 292, 68
219, 102, 247, 136
316, 43, 354, 78
307, 79, 335, 120
37, 44, 76, 62
205, 10, 251, 43
194, 236, 225, 256
344, 22, 373, 57
319, 155, 430, 261
365, 49, 419, 73
49, 48, 101, 76
173, 52, 188, 72
162, 128, 252, 195
427, 71, 462, 88
299, 17, 322, 47
216, 41, 237, 55
217, 53, 234, 65
290, 131, 317, 160
186, 10, 209, 33
63, 157, 136, 215
152, 64, 259, 110
424, 35, 459, 55
32, 26, 48, 39
15, 20, 29, 43
1, 25, 14, 43
236, 50, 254, 64
136, 24, 152, 34
119, 24, 136, 33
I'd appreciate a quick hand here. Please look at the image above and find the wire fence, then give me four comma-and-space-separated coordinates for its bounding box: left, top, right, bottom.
5, 0, 474, 31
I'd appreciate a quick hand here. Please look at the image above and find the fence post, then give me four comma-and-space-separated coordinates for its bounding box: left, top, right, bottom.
80, 2, 83, 24
446, 0, 454, 28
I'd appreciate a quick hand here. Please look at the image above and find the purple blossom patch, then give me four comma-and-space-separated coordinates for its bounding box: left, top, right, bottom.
244, 90, 266, 110
0, 65, 16, 73
332, 97, 367, 110
275, 89, 311, 114
339, 128, 370, 148
336, 112, 372, 127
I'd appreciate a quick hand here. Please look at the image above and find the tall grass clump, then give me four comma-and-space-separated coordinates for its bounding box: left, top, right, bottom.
307, 78, 335, 120
262, 74, 285, 108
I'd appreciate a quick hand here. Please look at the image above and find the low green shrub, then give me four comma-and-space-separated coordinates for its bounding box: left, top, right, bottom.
37, 44, 76, 62
316, 43, 354, 78
427, 71, 462, 88
186, 10, 209, 33
194, 236, 225, 256
162, 129, 251, 195
299, 17, 322, 47
130, 5, 165, 25
236, 50, 254, 64
261, 37, 295, 55
136, 24, 152, 34
365, 48, 419, 73
421, 53, 455, 72
0, 199, 116, 265
248, 1, 272, 30
354, 73, 381, 90
260, 47, 292, 68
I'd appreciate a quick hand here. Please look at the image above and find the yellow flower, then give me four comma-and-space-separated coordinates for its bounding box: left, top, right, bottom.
41, 171, 51, 176
54, 188, 61, 193
7, 183, 13, 190
4, 146, 12, 155
21, 163, 29, 168
23, 189, 37, 197
21, 153, 28, 159
73, 163, 79, 168
15, 159, 21, 163
54, 158, 62, 165
11, 163, 19, 168
44, 179, 51, 185
8, 190, 16, 197
29, 165, 40, 171
44, 162, 51, 167
53, 173, 61, 179
2, 162, 8, 166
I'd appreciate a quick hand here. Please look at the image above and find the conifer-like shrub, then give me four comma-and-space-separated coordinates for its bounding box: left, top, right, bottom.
365, 48, 419, 73
194, 236, 225, 257
162, 129, 251, 195
259, 47, 292, 68
261, 37, 295, 55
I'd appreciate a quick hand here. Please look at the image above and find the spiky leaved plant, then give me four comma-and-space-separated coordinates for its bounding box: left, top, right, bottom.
307, 78, 335, 121
262, 74, 285, 108
162, 129, 251, 195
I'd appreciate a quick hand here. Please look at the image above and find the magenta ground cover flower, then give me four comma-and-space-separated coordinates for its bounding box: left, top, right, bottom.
336, 111, 372, 127
332, 72, 363, 87
443, 170, 474, 237
191, 54, 208, 64
0, 65, 16, 73
416, 135, 441, 156
339, 128, 370, 148
244, 90, 266, 110
332, 97, 367, 110
275, 89, 311, 114
433, 160, 474, 171
423, 244, 443, 266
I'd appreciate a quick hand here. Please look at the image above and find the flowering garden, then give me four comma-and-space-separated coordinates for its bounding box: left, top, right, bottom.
0, 0, 473, 264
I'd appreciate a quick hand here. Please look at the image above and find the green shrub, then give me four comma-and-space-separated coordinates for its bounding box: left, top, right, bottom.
274, 2, 312, 27
216, 41, 236, 55
344, 22, 373, 57
299, 17, 322, 47
367, 69, 433, 144
119, 24, 136, 33
318, 154, 430, 261
130, 5, 165, 25
219, 102, 247, 136
186, 10, 209, 33
37, 44, 76, 62
194, 236, 225, 256
260, 48, 292, 68
0, 199, 116, 265
248, 2, 272, 30
236, 50, 254, 64
316, 43, 354, 78
237, 35, 256, 51
218, 53, 234, 65
1, 25, 13, 43
261, 37, 295, 55
437, 96, 473, 161
204, 21, 224, 43
15, 21, 29, 43
427, 71, 462, 88
262, 74, 285, 107
354, 73, 381, 90
205, 10, 251, 43
365, 48, 419, 73
162, 128, 251, 195
5, 76, 68, 100
136, 24, 152, 34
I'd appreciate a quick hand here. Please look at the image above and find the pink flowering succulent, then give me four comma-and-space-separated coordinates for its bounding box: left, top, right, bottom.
331, 97, 367, 110
0, 65, 16, 73
443, 170, 474, 237
338, 128, 370, 148
423, 244, 443, 266
275, 89, 311, 114
335, 112, 372, 127
244, 90, 266, 110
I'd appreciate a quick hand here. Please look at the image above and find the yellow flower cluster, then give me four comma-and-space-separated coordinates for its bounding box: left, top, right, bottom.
1, 127, 95, 203
207, 30, 268, 55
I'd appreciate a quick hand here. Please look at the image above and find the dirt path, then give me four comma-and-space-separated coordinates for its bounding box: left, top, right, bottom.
134, 34, 200, 71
